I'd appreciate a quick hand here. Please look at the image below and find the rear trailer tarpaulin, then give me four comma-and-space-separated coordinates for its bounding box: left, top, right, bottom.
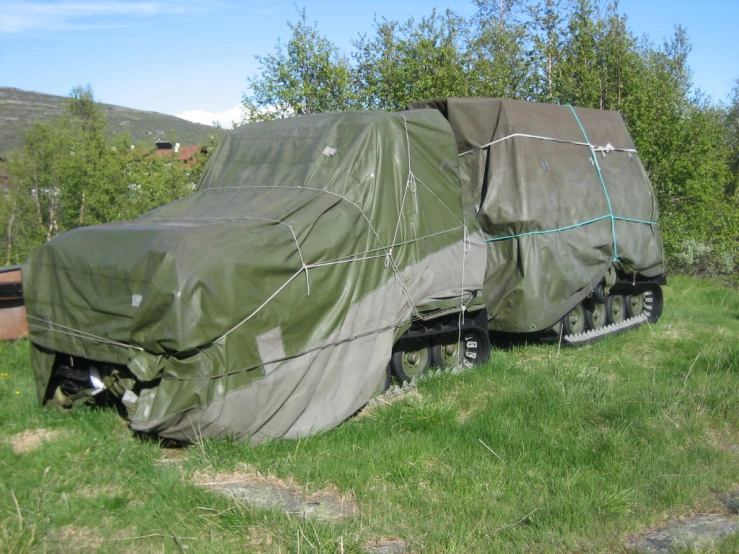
23, 110, 486, 443
406, 98, 666, 333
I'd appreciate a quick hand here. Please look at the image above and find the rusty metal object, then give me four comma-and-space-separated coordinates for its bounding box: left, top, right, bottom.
0, 265, 28, 341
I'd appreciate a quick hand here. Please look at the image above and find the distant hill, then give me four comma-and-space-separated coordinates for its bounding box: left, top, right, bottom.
0, 87, 217, 156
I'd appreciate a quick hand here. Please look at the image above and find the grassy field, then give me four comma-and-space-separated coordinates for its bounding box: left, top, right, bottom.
1, 275, 738, 553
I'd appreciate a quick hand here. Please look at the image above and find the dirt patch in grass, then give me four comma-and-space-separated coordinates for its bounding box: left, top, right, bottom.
658, 323, 695, 341
47, 525, 106, 551
157, 447, 189, 464
364, 536, 410, 553
46, 525, 176, 553
706, 427, 739, 453
5, 428, 67, 454
46, 524, 132, 552
76, 484, 125, 499
194, 465, 358, 520
355, 389, 423, 420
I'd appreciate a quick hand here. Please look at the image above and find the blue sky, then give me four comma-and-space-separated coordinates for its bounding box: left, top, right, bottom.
1, 0, 737, 127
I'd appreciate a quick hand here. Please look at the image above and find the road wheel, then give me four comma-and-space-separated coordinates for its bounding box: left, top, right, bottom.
626, 293, 646, 318
390, 345, 431, 382
606, 294, 627, 324
562, 303, 587, 336
585, 301, 607, 330
431, 328, 491, 370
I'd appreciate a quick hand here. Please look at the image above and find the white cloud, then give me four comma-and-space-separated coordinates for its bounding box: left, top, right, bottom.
0, 1, 196, 33
176, 105, 245, 128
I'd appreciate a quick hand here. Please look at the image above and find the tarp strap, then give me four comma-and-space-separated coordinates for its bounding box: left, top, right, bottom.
567, 104, 619, 262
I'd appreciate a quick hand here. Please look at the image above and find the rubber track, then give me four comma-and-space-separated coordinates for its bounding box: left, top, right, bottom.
366, 363, 471, 408
366, 313, 651, 408
563, 313, 648, 345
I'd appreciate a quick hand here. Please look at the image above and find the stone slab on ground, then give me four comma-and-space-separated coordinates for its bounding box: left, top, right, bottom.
629, 514, 738, 553
722, 491, 739, 514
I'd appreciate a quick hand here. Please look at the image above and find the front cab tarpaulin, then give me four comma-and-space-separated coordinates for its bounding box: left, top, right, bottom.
23, 110, 486, 444
407, 98, 666, 333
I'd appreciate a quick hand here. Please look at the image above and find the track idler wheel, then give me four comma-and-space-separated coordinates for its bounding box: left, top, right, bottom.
390, 344, 432, 382
634, 285, 664, 323
431, 327, 491, 370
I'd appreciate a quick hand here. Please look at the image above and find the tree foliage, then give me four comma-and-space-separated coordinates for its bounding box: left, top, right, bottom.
243, 8, 354, 120
0, 88, 221, 265
243, 2, 739, 280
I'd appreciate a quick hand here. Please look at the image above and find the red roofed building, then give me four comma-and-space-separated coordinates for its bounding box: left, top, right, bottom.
153, 142, 208, 165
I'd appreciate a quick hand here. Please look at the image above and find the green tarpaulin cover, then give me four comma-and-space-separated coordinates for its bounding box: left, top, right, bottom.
24, 110, 485, 443
407, 98, 666, 332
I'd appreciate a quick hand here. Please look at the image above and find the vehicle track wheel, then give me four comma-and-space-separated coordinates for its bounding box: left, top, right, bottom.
606, 294, 627, 324
390, 345, 431, 382
585, 301, 607, 330
562, 303, 586, 335
432, 341, 462, 369
431, 328, 491, 370
626, 293, 646, 318
642, 286, 664, 324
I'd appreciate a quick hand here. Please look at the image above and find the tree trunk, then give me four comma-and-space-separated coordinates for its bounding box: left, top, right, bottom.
32, 152, 44, 234
78, 190, 86, 226
6, 198, 16, 266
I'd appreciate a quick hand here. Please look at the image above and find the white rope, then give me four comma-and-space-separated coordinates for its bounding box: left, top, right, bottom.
386, 116, 416, 268
311, 227, 464, 267
27, 316, 144, 351
412, 176, 463, 226
217, 269, 303, 341
456, 222, 473, 367
458, 132, 637, 157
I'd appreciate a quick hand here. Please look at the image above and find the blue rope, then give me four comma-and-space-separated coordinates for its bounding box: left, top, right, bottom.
613, 216, 658, 225
567, 105, 619, 261
485, 215, 657, 243
486, 215, 610, 242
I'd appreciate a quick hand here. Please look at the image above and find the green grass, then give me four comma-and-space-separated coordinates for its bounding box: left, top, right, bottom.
1, 275, 738, 553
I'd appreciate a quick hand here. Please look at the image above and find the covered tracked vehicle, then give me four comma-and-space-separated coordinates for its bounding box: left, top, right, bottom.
23, 110, 490, 443
406, 98, 666, 343
24, 98, 666, 442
